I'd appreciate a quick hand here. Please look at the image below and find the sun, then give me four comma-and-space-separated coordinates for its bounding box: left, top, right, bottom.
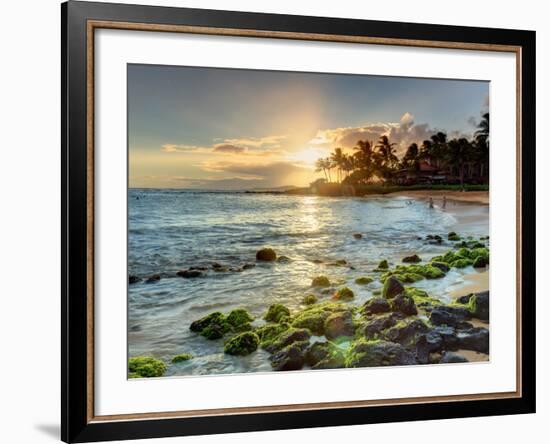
288, 147, 327, 167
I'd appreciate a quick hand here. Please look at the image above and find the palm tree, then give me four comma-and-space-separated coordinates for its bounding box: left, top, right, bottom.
401, 143, 419, 170
330, 147, 345, 183
447, 138, 474, 189
315, 158, 328, 181
474, 113, 489, 179
375, 135, 399, 181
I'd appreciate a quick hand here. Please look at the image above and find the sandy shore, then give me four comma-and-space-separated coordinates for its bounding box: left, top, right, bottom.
386, 189, 489, 205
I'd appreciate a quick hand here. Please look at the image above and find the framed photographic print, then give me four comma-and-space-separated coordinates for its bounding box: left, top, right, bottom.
61, 1, 536, 442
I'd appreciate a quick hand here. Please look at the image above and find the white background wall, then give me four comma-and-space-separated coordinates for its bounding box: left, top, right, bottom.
0, 0, 546, 443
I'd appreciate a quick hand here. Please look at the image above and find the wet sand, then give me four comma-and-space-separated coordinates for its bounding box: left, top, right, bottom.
456, 349, 489, 362
387, 190, 489, 205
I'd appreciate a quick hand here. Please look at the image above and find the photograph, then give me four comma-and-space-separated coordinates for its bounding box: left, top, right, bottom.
127, 64, 491, 378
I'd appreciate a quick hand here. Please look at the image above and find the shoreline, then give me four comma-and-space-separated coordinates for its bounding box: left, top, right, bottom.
383, 189, 489, 205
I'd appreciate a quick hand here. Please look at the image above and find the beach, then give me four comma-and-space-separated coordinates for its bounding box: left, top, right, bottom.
128, 190, 489, 377
386, 190, 489, 205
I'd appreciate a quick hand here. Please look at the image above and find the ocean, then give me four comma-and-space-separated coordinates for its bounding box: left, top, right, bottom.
128, 188, 489, 376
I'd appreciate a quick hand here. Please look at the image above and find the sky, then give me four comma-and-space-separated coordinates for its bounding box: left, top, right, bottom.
128, 64, 488, 189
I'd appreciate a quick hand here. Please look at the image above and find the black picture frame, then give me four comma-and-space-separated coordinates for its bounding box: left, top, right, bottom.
62, 1, 536, 442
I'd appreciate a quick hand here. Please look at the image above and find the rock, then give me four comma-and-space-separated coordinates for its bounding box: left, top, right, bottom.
429, 305, 471, 327
456, 294, 472, 304
440, 352, 469, 363
213, 266, 229, 272
177, 269, 203, 278
129, 275, 141, 284
256, 323, 289, 349
377, 259, 389, 270
416, 330, 445, 363
382, 276, 405, 299
448, 232, 460, 241
171, 353, 193, 363
311, 275, 331, 287
200, 323, 228, 340
361, 297, 391, 315
324, 311, 355, 339
128, 356, 166, 378
355, 276, 374, 285
385, 318, 429, 348
224, 331, 260, 355
277, 255, 292, 263
450, 258, 473, 268
346, 340, 417, 367
431, 325, 460, 350
430, 261, 450, 273
362, 313, 402, 339
473, 256, 488, 268
263, 304, 291, 323
390, 294, 418, 316
403, 254, 422, 263
226, 309, 254, 329
190, 312, 226, 332
353, 233, 363, 239
242, 263, 256, 270
189, 266, 208, 271
263, 328, 311, 353
305, 342, 330, 367
457, 327, 489, 353
256, 248, 277, 261
302, 294, 318, 305
469, 291, 489, 320
313, 352, 346, 370
269, 341, 308, 371
146, 274, 161, 283
292, 309, 329, 335
332, 287, 354, 301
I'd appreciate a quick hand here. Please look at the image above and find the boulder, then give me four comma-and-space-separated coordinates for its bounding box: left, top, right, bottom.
302, 294, 318, 305
384, 318, 429, 348
362, 313, 402, 339
377, 259, 389, 270
415, 330, 445, 363
403, 254, 422, 263
224, 331, 260, 355
355, 276, 374, 285
128, 356, 166, 378
382, 276, 405, 299
263, 328, 311, 353
457, 327, 489, 354
129, 275, 141, 284
312, 352, 346, 370
390, 294, 418, 316
177, 269, 203, 278
190, 312, 226, 332
361, 297, 391, 316
276, 255, 292, 263
311, 275, 331, 288
332, 287, 354, 301
263, 304, 291, 323
171, 353, 193, 363
429, 305, 471, 327
346, 340, 417, 367
269, 341, 308, 371
242, 263, 256, 270
292, 309, 328, 335
305, 342, 330, 367
430, 261, 450, 273
353, 233, 363, 239
440, 352, 469, 363
469, 291, 489, 321
256, 248, 277, 261
324, 311, 355, 339
146, 274, 161, 283
226, 309, 254, 329
473, 256, 488, 268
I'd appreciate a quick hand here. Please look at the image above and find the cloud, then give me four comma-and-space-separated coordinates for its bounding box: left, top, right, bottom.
308, 113, 435, 155
220, 135, 286, 148
161, 144, 209, 153
201, 160, 309, 180
212, 144, 246, 154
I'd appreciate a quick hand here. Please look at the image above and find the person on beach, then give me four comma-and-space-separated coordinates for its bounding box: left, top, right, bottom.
429, 197, 434, 208
442, 196, 447, 209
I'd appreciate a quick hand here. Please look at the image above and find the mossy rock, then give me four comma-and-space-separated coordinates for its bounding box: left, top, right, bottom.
171, 353, 193, 363
448, 232, 461, 241
277, 255, 292, 263
377, 259, 389, 269
226, 308, 254, 329
128, 356, 166, 378
291, 309, 328, 335
256, 247, 277, 261
256, 323, 290, 349
473, 256, 488, 268
324, 310, 355, 339
382, 276, 405, 299
302, 294, 318, 305
345, 339, 417, 367
355, 276, 374, 285
430, 261, 450, 273
372, 289, 382, 296
450, 258, 473, 268
333, 287, 355, 301
405, 287, 441, 310
224, 331, 260, 356
311, 275, 331, 288
201, 322, 230, 339
269, 341, 308, 371
263, 327, 311, 354
402, 254, 421, 263
190, 312, 225, 333
361, 297, 391, 316
390, 294, 418, 316
263, 304, 291, 323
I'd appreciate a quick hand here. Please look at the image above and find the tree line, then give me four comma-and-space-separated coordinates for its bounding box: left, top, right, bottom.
314, 113, 489, 187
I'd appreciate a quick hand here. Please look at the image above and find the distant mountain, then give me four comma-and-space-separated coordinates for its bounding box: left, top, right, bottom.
246, 185, 300, 192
